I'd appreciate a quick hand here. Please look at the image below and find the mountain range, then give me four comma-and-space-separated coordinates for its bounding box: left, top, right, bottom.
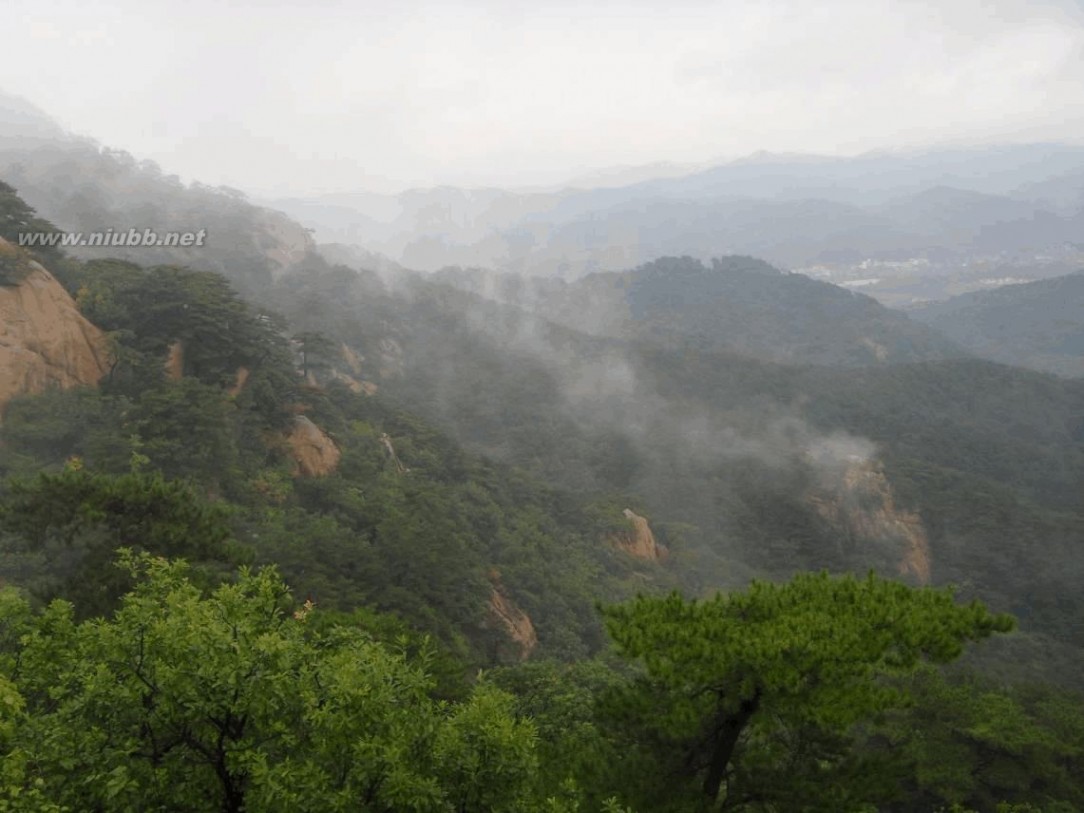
2, 88, 1084, 681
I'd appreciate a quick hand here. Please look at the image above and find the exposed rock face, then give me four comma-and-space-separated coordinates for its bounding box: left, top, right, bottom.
0, 239, 110, 415
332, 343, 378, 394
286, 415, 340, 477
165, 340, 185, 380
329, 368, 377, 395
259, 209, 315, 279
380, 433, 408, 473
609, 508, 667, 561
227, 366, 249, 397
340, 343, 364, 376
810, 459, 931, 585
485, 572, 538, 661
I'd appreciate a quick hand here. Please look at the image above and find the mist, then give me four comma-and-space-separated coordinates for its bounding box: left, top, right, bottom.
3, 0, 1084, 196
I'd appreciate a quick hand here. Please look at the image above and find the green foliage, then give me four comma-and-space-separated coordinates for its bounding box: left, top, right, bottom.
75, 261, 294, 392
0, 387, 134, 477
490, 658, 630, 809
883, 669, 1084, 812
0, 242, 34, 286
128, 377, 242, 486
0, 180, 65, 270
292, 330, 337, 378
598, 573, 1014, 811
0, 468, 242, 616
912, 271, 1084, 377
0, 556, 547, 812
0, 179, 1082, 811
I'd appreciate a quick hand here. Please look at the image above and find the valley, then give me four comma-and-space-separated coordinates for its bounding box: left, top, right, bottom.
1, 87, 1083, 811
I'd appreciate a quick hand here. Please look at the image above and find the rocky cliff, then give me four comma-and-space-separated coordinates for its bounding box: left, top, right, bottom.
286, 415, 341, 477
485, 571, 538, 661
609, 508, 667, 561
0, 238, 110, 415
809, 459, 931, 585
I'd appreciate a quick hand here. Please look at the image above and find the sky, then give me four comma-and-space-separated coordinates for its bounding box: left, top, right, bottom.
3, 0, 1084, 196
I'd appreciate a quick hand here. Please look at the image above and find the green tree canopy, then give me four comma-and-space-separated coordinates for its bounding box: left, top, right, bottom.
0, 468, 242, 616
599, 572, 1015, 812
0, 555, 545, 812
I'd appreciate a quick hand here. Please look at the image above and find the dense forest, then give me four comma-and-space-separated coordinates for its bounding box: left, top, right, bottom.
1, 177, 1083, 811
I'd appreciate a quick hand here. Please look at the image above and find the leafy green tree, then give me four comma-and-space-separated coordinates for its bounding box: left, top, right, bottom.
599, 572, 1015, 812
0, 555, 544, 812
0, 387, 133, 476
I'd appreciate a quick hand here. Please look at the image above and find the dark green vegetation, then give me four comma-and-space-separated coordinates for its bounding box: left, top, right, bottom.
911, 272, 1084, 377
436, 256, 964, 365
0, 251, 613, 663
3, 556, 1047, 812
0, 182, 1082, 810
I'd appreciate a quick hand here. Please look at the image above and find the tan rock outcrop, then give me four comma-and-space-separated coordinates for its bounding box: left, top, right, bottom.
607, 508, 668, 561
286, 415, 340, 477
165, 340, 185, 380
340, 343, 364, 376
0, 239, 110, 415
227, 366, 249, 397
810, 459, 931, 585
485, 572, 538, 661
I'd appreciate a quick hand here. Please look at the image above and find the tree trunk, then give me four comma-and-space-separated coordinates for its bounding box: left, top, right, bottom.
702, 688, 761, 805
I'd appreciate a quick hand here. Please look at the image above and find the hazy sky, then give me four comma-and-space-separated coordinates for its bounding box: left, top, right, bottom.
3, 0, 1084, 195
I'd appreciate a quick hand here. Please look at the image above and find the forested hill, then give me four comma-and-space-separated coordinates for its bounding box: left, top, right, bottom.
4, 161, 1083, 670
1, 173, 1083, 810
435, 255, 966, 365
910, 270, 1084, 377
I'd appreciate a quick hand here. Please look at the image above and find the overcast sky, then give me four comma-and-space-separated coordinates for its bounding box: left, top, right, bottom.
3, 0, 1084, 195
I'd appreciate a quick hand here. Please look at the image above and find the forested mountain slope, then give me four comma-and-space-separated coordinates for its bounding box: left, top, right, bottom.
910, 270, 1084, 377
434, 255, 965, 365
0, 170, 1082, 809
0, 223, 627, 664
261, 249, 1084, 674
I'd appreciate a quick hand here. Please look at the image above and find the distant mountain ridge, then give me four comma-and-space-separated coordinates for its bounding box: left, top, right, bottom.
273, 143, 1084, 278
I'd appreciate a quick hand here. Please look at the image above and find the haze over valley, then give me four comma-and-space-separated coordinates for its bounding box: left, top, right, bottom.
2, 2, 1084, 809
